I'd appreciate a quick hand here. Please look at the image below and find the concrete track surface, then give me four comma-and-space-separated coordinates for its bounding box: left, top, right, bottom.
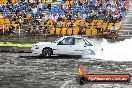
0, 53, 132, 88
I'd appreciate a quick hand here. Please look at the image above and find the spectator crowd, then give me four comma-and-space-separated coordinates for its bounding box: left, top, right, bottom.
0, 0, 130, 36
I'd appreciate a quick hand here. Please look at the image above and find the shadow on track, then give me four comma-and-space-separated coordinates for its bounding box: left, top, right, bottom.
19, 55, 82, 59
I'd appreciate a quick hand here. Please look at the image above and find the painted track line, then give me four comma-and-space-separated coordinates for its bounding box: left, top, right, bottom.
60, 79, 75, 88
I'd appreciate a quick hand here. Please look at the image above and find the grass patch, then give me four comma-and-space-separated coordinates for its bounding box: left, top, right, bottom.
0, 42, 32, 47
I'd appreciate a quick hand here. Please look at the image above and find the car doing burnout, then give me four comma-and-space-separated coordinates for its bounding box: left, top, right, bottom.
32, 36, 102, 58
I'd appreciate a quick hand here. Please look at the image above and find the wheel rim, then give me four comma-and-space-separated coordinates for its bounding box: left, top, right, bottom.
42, 50, 45, 56
45, 49, 51, 57
43, 49, 51, 57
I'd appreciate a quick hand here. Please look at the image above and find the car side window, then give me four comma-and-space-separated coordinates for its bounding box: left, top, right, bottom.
75, 38, 85, 45
58, 37, 75, 45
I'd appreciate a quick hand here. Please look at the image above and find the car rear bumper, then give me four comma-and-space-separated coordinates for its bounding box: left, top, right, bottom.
82, 55, 95, 59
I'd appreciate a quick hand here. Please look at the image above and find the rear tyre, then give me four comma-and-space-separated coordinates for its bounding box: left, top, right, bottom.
42, 48, 52, 57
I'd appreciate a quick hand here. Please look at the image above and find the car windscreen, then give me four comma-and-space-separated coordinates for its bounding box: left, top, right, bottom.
54, 37, 63, 43
84, 39, 93, 46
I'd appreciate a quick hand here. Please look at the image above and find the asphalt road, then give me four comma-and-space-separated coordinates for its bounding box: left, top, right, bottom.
0, 53, 132, 88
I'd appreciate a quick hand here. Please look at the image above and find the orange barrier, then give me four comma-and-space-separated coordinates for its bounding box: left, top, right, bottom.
67, 28, 72, 35
61, 28, 67, 35
85, 28, 91, 36
56, 28, 61, 35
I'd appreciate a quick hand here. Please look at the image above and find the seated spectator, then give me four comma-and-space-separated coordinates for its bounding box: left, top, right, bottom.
57, 21, 62, 28
97, 27, 103, 34
85, 14, 92, 23
66, 12, 72, 20
99, 13, 105, 20
116, 14, 122, 22
57, 15, 63, 22
104, 27, 110, 32
9, 24, 15, 34
53, 21, 57, 28
68, 4, 72, 11
47, 3, 51, 10
93, 13, 99, 20
88, 0, 94, 10
81, 12, 87, 20
43, 22, 48, 34
32, 7, 38, 14
111, 24, 118, 31
59, 3, 64, 10
38, 2, 42, 11
78, 20, 84, 30
0, 6, 3, 12
73, 12, 79, 19
69, 21, 75, 28
27, 24, 31, 34
78, 0, 83, 6
112, 14, 118, 23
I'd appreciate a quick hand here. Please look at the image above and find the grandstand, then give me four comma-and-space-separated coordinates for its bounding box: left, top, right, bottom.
0, 0, 131, 38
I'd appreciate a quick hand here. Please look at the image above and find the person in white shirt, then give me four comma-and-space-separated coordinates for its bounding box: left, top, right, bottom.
82, 12, 87, 20
32, 7, 37, 14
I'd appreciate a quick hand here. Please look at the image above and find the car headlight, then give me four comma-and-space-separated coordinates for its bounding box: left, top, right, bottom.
34, 44, 39, 49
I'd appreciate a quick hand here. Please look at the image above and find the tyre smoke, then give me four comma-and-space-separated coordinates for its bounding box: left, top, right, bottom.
97, 38, 132, 61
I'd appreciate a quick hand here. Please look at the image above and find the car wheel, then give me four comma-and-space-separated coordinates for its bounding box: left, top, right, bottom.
42, 48, 52, 57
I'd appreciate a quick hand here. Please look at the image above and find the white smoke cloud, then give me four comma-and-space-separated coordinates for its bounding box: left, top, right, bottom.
96, 38, 132, 61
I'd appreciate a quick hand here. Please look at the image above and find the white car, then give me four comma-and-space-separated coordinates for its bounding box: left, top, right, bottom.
32, 36, 102, 58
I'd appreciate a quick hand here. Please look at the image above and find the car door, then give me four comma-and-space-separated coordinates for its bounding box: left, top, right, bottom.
72, 38, 94, 55
71, 38, 86, 55
54, 37, 75, 55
